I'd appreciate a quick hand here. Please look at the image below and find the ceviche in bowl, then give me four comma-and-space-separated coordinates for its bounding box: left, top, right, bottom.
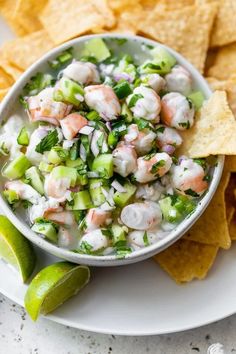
0, 35, 223, 266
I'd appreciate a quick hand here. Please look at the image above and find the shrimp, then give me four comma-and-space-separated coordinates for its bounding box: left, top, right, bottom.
60, 113, 88, 140
112, 142, 137, 177
161, 92, 195, 130
170, 157, 208, 196
123, 124, 156, 155
135, 181, 164, 201
28, 197, 62, 223
156, 125, 182, 154
5, 180, 41, 204
63, 61, 100, 85
141, 73, 166, 93
134, 152, 172, 183
44, 174, 71, 202
44, 211, 75, 226
58, 227, 78, 249
126, 86, 161, 122
165, 65, 192, 96
26, 126, 53, 164
84, 85, 121, 121
27, 87, 72, 126
128, 229, 165, 249
78, 229, 109, 253
120, 201, 162, 230
84, 208, 112, 232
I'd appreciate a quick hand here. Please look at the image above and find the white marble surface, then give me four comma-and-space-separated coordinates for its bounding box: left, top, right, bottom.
0, 293, 236, 354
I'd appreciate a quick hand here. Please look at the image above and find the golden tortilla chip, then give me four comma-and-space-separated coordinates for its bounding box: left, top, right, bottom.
154, 239, 219, 283
229, 211, 236, 240
207, 43, 236, 80
224, 173, 236, 223
109, 0, 139, 13
204, 49, 218, 74
0, 88, 9, 101
155, 0, 195, 10
110, 8, 144, 35
2, 30, 54, 71
0, 67, 14, 89
207, 75, 236, 117
0, 0, 27, 36
0, 57, 23, 81
210, 0, 236, 47
138, 3, 217, 73
179, 91, 236, 158
39, 0, 115, 44
183, 169, 231, 249
13, 0, 47, 33
225, 156, 236, 172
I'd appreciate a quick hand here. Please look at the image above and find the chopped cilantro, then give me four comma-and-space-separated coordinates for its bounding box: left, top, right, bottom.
178, 121, 190, 129
156, 126, 165, 134
24, 72, 54, 96
151, 160, 165, 174
35, 129, 59, 154
134, 117, 150, 130
128, 94, 143, 108
184, 189, 199, 197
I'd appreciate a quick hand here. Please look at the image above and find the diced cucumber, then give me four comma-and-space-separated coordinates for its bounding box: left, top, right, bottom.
2, 154, 31, 180
3, 190, 19, 204
66, 157, 84, 168
112, 224, 127, 247
151, 46, 176, 68
140, 59, 172, 75
17, 127, 29, 146
91, 154, 113, 179
51, 166, 77, 187
77, 173, 88, 186
54, 77, 84, 106
159, 195, 196, 223
86, 110, 100, 121
187, 91, 205, 110
66, 190, 92, 210
159, 197, 182, 223
32, 222, 58, 243
113, 182, 136, 207
121, 103, 133, 123
39, 161, 53, 173
48, 150, 62, 165
89, 178, 109, 206
82, 38, 110, 62
108, 132, 118, 149
25, 166, 44, 195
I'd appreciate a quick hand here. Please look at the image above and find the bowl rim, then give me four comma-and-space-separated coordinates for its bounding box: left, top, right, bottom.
0, 33, 224, 266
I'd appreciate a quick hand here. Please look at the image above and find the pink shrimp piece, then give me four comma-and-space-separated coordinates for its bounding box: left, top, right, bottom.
44, 211, 75, 226
165, 65, 192, 96
112, 141, 137, 177
134, 152, 172, 183
44, 175, 70, 202
84, 85, 121, 121
170, 157, 208, 196
63, 61, 100, 85
161, 92, 194, 130
123, 124, 156, 155
156, 125, 182, 154
27, 87, 72, 126
85, 208, 112, 232
60, 113, 88, 140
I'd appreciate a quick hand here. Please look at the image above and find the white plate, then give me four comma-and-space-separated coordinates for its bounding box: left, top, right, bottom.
1, 17, 236, 336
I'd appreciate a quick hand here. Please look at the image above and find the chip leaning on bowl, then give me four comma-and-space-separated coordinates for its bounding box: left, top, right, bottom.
1, 0, 236, 284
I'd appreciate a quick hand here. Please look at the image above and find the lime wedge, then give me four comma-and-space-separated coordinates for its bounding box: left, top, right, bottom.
0, 215, 36, 282
24, 262, 90, 321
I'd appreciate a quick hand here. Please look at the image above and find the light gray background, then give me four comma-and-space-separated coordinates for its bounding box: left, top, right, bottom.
1, 293, 236, 354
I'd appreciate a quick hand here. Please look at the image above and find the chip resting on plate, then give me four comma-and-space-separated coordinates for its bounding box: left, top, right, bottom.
1, 30, 54, 70
183, 168, 231, 249
0, 88, 9, 102
154, 239, 219, 283
39, 0, 115, 44
207, 76, 236, 117
0, 0, 27, 36
179, 91, 236, 158
210, 0, 236, 47
138, 2, 217, 72
207, 43, 236, 80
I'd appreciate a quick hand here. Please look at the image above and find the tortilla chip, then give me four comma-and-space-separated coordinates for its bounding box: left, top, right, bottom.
154, 239, 219, 283
183, 169, 231, 249
13, 0, 47, 33
225, 156, 236, 173
2, 30, 54, 71
155, 0, 195, 10
224, 173, 236, 224
0, 88, 9, 101
138, 3, 217, 73
179, 91, 236, 158
210, 0, 236, 47
204, 49, 218, 74
0, 67, 14, 89
207, 43, 236, 80
110, 8, 144, 35
0, 0, 27, 36
229, 211, 236, 240
207, 75, 236, 117
39, 0, 115, 44
0, 57, 23, 81
109, 0, 139, 12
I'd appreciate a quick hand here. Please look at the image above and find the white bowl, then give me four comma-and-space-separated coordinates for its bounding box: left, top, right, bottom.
0, 34, 224, 266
